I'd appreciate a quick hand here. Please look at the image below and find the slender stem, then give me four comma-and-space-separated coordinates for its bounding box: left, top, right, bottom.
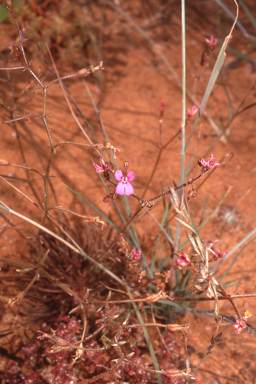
139, 129, 181, 202
91, 292, 256, 305
180, 0, 186, 185
177, 0, 186, 252
101, 204, 146, 257
140, 150, 162, 201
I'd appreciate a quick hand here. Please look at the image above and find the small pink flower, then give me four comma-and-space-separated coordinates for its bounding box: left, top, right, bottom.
205, 35, 218, 47
132, 249, 141, 261
186, 105, 198, 120
93, 158, 110, 174
233, 319, 247, 334
115, 169, 135, 195
199, 154, 220, 170
208, 242, 227, 260
175, 253, 191, 268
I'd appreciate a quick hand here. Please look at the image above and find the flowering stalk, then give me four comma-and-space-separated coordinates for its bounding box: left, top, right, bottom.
94, 153, 222, 263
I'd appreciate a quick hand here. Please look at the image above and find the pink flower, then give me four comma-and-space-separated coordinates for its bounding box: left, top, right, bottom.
205, 35, 218, 47
93, 158, 110, 174
115, 169, 135, 195
186, 105, 198, 120
132, 249, 141, 261
199, 154, 220, 170
175, 253, 191, 268
208, 242, 228, 261
233, 319, 247, 334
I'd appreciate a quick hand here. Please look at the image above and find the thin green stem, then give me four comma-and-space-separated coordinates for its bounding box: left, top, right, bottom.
180, 0, 186, 185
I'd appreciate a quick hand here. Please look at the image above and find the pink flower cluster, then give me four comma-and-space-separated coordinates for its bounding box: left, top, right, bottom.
233, 311, 252, 334
233, 319, 247, 334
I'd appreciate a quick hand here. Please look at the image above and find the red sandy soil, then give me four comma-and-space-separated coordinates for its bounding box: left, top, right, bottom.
0, 1, 256, 383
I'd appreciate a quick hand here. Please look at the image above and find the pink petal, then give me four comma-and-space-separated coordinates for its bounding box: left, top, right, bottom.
115, 170, 123, 181
93, 163, 103, 173
124, 182, 134, 195
200, 158, 208, 167
116, 182, 125, 195
127, 171, 135, 181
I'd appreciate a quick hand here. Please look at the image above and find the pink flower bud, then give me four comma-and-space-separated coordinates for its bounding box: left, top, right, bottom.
175, 253, 191, 268
205, 35, 218, 47
186, 105, 198, 120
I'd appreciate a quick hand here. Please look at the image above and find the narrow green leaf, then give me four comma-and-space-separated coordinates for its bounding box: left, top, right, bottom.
158, 300, 183, 311
223, 276, 247, 285
212, 230, 256, 272
223, 281, 250, 289
157, 240, 167, 271
64, 183, 120, 231
199, 195, 209, 226
219, 236, 256, 281
227, 45, 256, 64
186, 1, 239, 149
238, 0, 256, 30
186, 46, 226, 149
197, 187, 232, 231
214, 0, 256, 40
127, 291, 163, 384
